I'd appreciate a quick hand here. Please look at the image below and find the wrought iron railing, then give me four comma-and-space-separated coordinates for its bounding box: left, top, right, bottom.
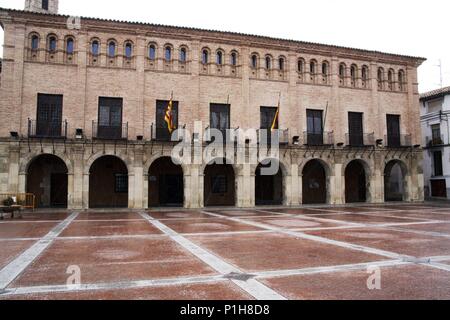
28, 119, 67, 139
303, 131, 334, 146
426, 135, 445, 147
345, 133, 375, 147
384, 134, 412, 148
150, 123, 183, 142
257, 129, 289, 145
92, 121, 128, 140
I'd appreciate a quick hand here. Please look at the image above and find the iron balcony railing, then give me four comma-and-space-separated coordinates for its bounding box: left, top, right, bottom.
92, 121, 128, 140
303, 131, 334, 146
150, 123, 184, 142
257, 129, 289, 145
204, 127, 239, 144
345, 133, 375, 147
426, 135, 445, 147
28, 119, 67, 139
384, 134, 412, 148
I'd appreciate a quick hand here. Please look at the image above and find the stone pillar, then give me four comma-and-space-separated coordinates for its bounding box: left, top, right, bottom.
82, 173, 89, 209
333, 163, 344, 205
132, 145, 145, 209
184, 164, 203, 209
7, 143, 20, 193
372, 152, 384, 203
71, 145, 84, 209
143, 173, 149, 209
236, 164, 253, 208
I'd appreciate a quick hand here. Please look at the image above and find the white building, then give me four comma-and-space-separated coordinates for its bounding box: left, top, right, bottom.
420, 86, 450, 199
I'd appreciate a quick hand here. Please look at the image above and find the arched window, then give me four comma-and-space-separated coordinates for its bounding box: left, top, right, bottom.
216, 51, 223, 65
125, 43, 133, 59
66, 38, 74, 54
91, 40, 99, 56
339, 64, 346, 78
362, 65, 368, 82
279, 57, 285, 70
378, 68, 384, 89
350, 65, 357, 86
298, 59, 304, 73
231, 52, 237, 66
251, 54, 258, 68
310, 60, 316, 74
31, 35, 39, 50
322, 62, 328, 76
398, 70, 405, 91
108, 41, 116, 57
265, 56, 272, 69
388, 69, 394, 90
180, 47, 187, 63
149, 45, 156, 60
165, 46, 172, 61
202, 49, 209, 64
48, 36, 57, 52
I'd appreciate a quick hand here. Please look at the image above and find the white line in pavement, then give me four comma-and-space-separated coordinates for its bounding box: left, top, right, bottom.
138, 212, 286, 300
0, 212, 79, 290
202, 210, 407, 260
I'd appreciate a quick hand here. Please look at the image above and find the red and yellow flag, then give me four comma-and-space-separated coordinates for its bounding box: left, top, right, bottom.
271, 98, 280, 132
165, 98, 176, 134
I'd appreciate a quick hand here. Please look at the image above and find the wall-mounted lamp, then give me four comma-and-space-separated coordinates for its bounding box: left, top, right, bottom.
292, 136, 300, 145
413, 144, 421, 149
336, 142, 344, 147
137, 135, 144, 141
75, 128, 84, 139
376, 139, 383, 147
10, 131, 19, 139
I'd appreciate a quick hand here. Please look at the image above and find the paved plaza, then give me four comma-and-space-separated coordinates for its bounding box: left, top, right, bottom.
0, 203, 449, 300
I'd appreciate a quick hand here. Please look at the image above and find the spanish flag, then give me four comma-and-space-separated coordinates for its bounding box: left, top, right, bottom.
271, 98, 280, 132
165, 98, 176, 134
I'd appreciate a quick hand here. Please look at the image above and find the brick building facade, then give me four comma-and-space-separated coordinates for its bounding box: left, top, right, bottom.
0, 1, 425, 209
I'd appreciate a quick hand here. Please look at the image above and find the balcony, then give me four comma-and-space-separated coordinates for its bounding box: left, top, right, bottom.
303, 131, 334, 146
345, 133, 375, 147
28, 119, 67, 139
150, 123, 183, 142
426, 136, 445, 147
384, 134, 412, 148
257, 129, 289, 146
92, 121, 128, 140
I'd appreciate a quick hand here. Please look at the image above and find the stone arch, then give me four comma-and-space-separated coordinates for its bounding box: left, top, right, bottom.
344, 159, 371, 203
25, 154, 69, 208
88, 155, 129, 208
20, 152, 73, 175
84, 152, 131, 176
384, 159, 409, 202
300, 158, 332, 204
254, 158, 287, 206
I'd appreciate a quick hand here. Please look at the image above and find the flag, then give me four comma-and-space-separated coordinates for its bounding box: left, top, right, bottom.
165, 98, 176, 134
271, 96, 280, 132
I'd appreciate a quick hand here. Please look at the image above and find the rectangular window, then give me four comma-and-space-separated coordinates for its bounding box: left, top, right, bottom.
348, 112, 364, 146
431, 124, 442, 145
36, 93, 63, 137
306, 109, 323, 145
42, 0, 49, 10
97, 97, 123, 139
434, 151, 443, 177
210, 103, 230, 141
386, 114, 401, 147
156, 100, 179, 141
260, 107, 278, 129
115, 174, 128, 193
211, 175, 227, 194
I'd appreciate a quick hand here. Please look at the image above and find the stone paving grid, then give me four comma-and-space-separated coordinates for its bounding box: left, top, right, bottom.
0, 204, 449, 300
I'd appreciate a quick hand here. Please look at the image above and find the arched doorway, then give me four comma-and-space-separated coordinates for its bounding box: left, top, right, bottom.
204, 159, 235, 207
384, 160, 407, 202
148, 157, 184, 207
255, 159, 283, 205
89, 155, 128, 208
302, 159, 327, 204
345, 160, 367, 203
26, 154, 68, 208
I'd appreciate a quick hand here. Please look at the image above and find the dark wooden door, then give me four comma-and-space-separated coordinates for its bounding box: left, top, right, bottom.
256, 174, 275, 205
306, 110, 323, 145
159, 174, 183, 206
98, 97, 123, 139
387, 115, 401, 147
50, 173, 68, 207
345, 161, 366, 203
302, 161, 327, 204
36, 94, 63, 137
431, 180, 447, 198
348, 112, 364, 146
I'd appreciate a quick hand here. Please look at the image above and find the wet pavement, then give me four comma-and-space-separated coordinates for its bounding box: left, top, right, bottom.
0, 203, 449, 300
